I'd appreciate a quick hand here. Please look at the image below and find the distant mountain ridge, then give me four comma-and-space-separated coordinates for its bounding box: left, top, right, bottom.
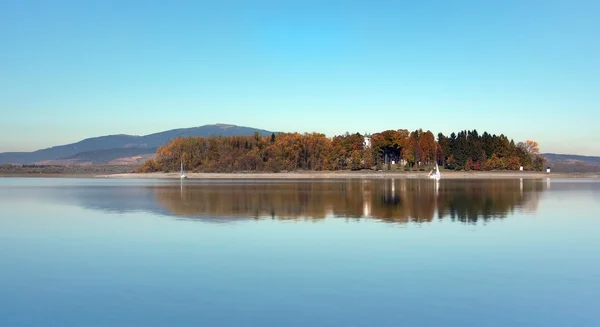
2, 129, 597, 167
542, 153, 600, 164
0, 124, 274, 164
39, 147, 159, 166
542, 153, 600, 173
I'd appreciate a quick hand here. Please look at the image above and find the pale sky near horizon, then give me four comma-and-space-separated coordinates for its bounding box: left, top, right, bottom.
1, 0, 599, 155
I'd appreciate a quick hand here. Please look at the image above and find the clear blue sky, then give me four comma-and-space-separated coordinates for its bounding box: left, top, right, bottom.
1, 0, 598, 155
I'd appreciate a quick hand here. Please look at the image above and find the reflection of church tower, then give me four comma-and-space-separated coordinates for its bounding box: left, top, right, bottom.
383, 178, 400, 205
362, 180, 371, 217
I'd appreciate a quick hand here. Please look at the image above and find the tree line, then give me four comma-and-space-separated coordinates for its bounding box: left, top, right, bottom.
138, 129, 546, 173
438, 130, 545, 171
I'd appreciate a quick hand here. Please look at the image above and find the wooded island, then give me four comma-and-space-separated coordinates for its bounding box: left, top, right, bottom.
138, 129, 546, 173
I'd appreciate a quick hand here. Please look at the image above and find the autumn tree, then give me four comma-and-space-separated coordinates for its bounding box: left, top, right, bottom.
137, 128, 542, 173
371, 129, 408, 169
517, 140, 544, 171
419, 130, 437, 165
403, 130, 425, 167
519, 140, 540, 157
506, 156, 521, 170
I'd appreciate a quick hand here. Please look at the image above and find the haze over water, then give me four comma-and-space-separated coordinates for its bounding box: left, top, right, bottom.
1, 178, 599, 326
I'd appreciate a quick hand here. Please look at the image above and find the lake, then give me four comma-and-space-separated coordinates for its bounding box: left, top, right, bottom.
1, 178, 599, 326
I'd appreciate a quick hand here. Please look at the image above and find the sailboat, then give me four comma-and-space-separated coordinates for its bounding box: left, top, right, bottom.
180, 159, 187, 179
428, 163, 441, 180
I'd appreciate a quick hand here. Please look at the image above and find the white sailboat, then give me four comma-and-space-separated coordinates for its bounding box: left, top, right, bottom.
180, 159, 187, 179
429, 163, 441, 180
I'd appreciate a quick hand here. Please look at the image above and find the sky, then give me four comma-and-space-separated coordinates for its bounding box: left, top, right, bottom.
0, 0, 598, 155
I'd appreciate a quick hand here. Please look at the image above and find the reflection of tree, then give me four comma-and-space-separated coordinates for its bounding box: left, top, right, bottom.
436, 180, 546, 224
154, 180, 545, 224
155, 182, 331, 222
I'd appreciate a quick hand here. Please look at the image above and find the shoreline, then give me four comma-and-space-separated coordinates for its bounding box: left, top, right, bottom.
93, 171, 599, 180
1, 171, 598, 180
0, 173, 101, 178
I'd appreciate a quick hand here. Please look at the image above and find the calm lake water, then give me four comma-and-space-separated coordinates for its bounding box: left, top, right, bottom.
1, 178, 599, 326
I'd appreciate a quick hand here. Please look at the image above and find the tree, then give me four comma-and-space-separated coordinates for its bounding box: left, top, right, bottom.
466, 130, 484, 165
517, 140, 542, 171
515, 145, 532, 170
435, 143, 445, 165
494, 134, 512, 158
446, 154, 456, 170
465, 157, 473, 171
519, 140, 540, 157
419, 130, 437, 165
437, 133, 450, 164
484, 154, 505, 170
452, 131, 468, 170
138, 127, 539, 173
371, 129, 408, 167
481, 132, 494, 158
506, 156, 521, 170
533, 155, 546, 171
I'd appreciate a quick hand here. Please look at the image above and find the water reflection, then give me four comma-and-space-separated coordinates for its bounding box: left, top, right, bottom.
0, 179, 551, 225
154, 179, 546, 224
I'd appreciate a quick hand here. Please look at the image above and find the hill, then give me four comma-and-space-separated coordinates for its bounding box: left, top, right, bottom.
38, 147, 158, 165
542, 153, 600, 173
542, 153, 600, 165
0, 124, 274, 164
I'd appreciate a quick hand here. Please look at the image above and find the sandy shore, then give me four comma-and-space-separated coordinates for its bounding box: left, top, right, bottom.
96, 171, 599, 180
0, 173, 101, 178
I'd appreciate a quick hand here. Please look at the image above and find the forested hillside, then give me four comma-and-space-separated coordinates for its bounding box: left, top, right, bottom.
139, 129, 545, 173
0, 124, 273, 164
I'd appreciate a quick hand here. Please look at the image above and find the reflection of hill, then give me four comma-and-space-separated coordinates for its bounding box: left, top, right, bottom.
154, 179, 546, 224
37, 185, 166, 215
